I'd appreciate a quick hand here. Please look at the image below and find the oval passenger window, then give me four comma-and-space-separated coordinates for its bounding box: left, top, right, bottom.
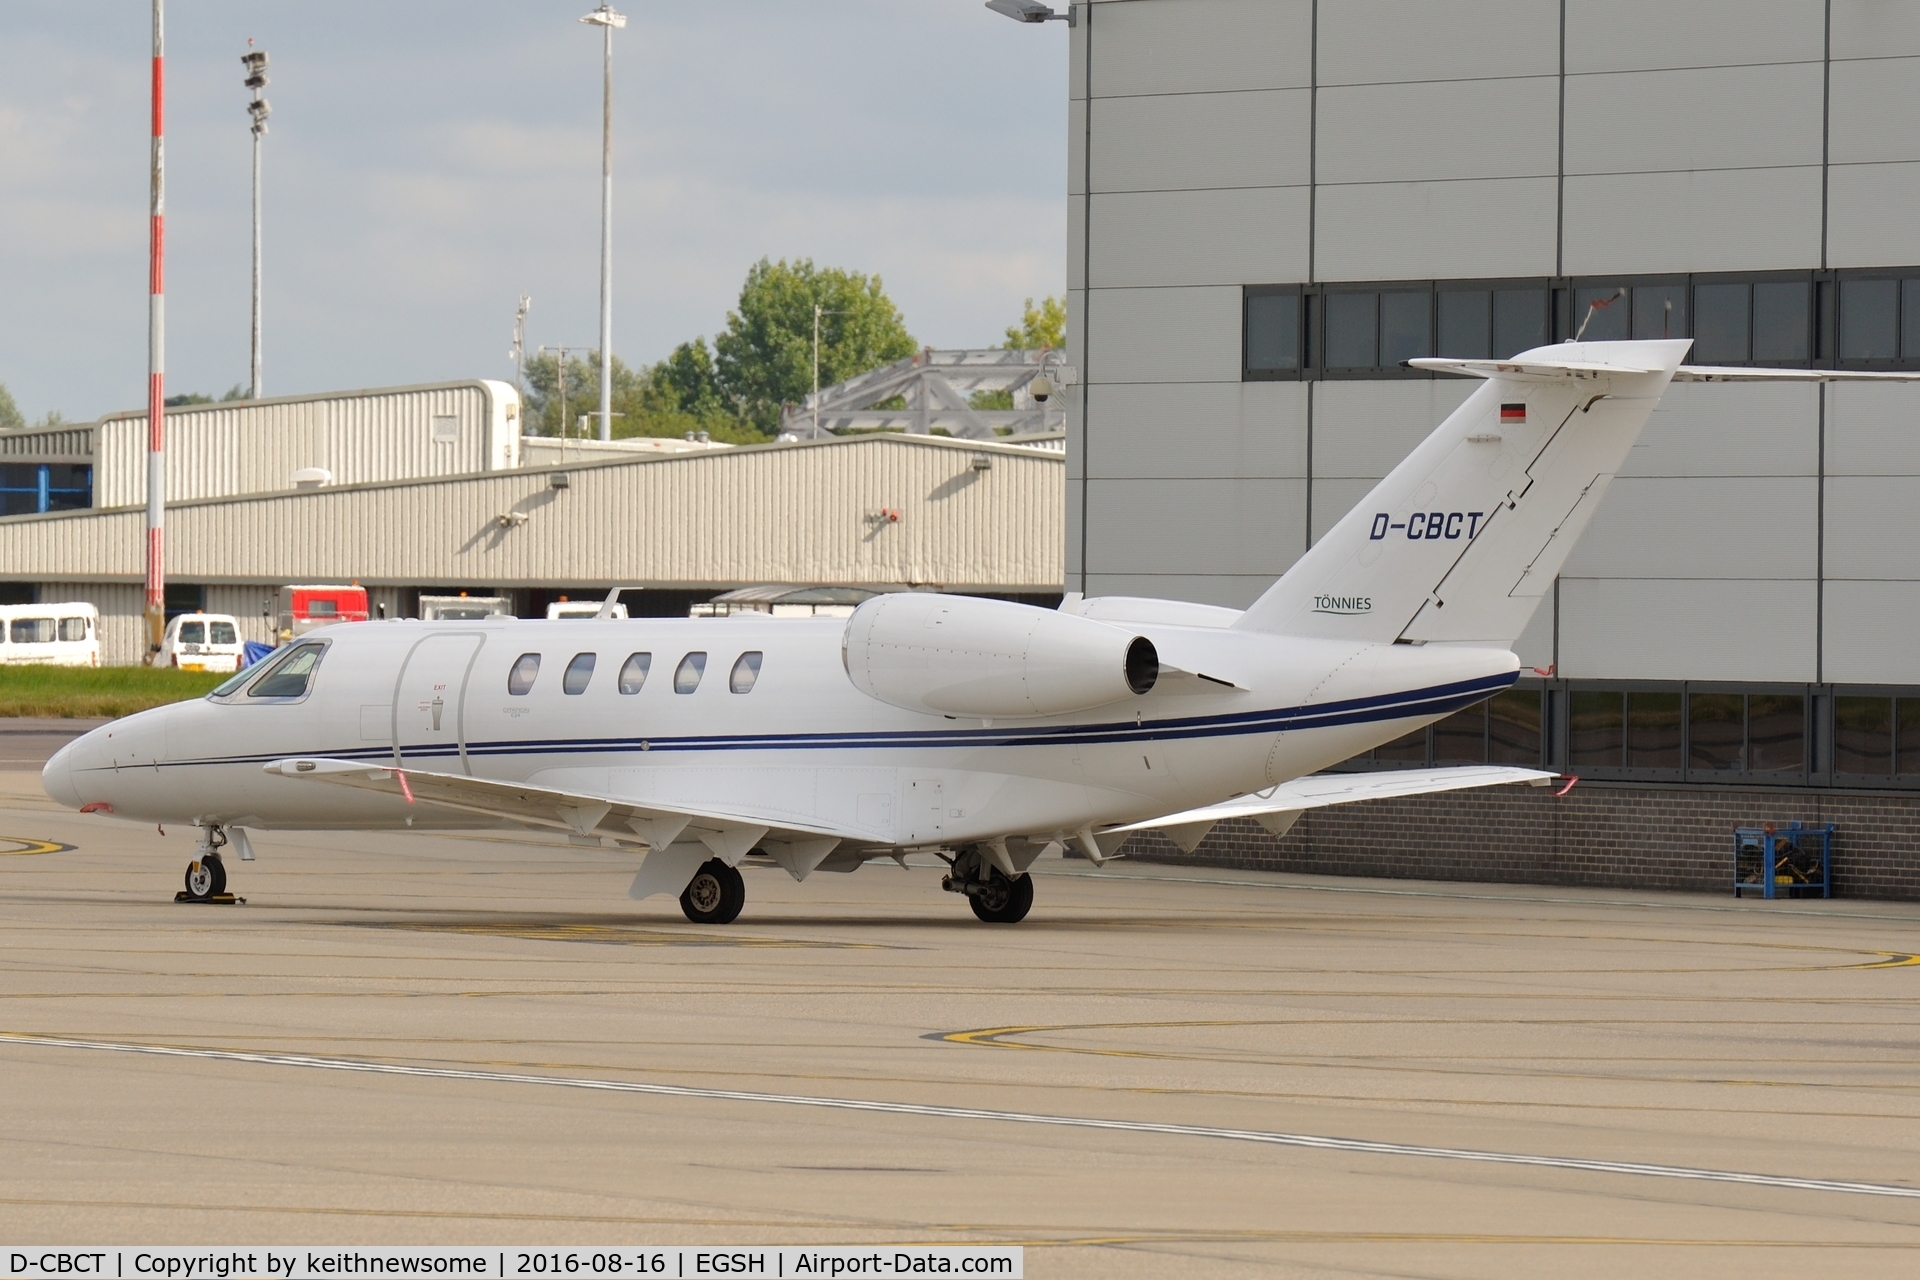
618, 652, 651, 694
729, 651, 762, 694
563, 652, 596, 695
508, 652, 541, 696
673, 651, 707, 694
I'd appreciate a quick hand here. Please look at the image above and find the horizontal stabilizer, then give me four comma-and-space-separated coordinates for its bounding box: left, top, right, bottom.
1101, 765, 1555, 849
1671, 365, 1920, 383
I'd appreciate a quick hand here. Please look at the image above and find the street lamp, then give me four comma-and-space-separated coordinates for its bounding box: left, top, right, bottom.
242, 44, 270, 400
984, 0, 1075, 24
580, 4, 625, 443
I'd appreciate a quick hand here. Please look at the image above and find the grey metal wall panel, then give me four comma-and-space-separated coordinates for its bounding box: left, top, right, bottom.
1831, 1, 1920, 60
1083, 572, 1274, 610
1559, 578, 1817, 681
1067, 194, 1086, 290
1562, 477, 1818, 578
1317, 78, 1559, 184
1084, 287, 1243, 384
1319, 0, 1558, 86
1512, 597, 1554, 671
1826, 162, 1920, 268
1084, 478, 1306, 576
1092, 0, 1311, 98
1090, 188, 1309, 288
1823, 581, 1920, 684
1566, 0, 1824, 74
1068, 100, 1086, 195
1089, 89, 1310, 193
1829, 57, 1920, 165
1309, 478, 1377, 546
1086, 382, 1308, 480
1311, 381, 1478, 479
1564, 64, 1824, 175
1315, 177, 1558, 281
1827, 382, 1920, 476
1618, 383, 1819, 479
1560, 167, 1822, 274
1824, 478, 1920, 579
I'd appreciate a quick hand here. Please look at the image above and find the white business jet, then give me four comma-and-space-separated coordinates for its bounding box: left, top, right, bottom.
43, 341, 1913, 923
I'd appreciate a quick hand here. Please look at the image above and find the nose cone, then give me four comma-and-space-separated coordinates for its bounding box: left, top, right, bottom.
42, 740, 82, 809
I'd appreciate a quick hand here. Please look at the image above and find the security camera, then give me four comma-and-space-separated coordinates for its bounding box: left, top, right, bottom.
1028, 375, 1055, 403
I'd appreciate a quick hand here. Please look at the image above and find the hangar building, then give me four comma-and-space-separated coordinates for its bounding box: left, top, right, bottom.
1063, 0, 1920, 893
0, 381, 1063, 665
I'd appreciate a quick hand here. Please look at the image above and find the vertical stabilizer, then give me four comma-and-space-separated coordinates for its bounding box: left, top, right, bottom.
1233, 340, 1691, 644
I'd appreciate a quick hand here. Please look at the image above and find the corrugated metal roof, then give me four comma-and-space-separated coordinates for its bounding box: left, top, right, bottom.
0, 425, 93, 459
0, 432, 1062, 592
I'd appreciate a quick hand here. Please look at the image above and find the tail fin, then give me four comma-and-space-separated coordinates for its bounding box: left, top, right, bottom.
1234, 339, 1691, 643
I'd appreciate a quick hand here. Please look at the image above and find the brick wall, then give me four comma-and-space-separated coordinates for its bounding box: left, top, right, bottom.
1120, 783, 1920, 900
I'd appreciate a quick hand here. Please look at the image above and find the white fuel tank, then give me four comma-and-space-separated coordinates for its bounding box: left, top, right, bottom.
841, 593, 1157, 718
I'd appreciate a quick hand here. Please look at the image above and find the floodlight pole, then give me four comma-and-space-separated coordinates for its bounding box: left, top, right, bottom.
244, 43, 270, 400
581, 5, 625, 443
144, 0, 167, 661
812, 304, 848, 438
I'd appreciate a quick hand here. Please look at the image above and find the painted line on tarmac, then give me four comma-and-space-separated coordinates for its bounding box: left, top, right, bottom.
5, 1031, 1920, 1202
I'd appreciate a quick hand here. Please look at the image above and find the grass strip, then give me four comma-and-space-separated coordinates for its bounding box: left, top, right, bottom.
0, 665, 228, 719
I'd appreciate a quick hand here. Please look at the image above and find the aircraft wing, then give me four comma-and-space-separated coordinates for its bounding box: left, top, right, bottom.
1094, 765, 1556, 856
262, 758, 855, 892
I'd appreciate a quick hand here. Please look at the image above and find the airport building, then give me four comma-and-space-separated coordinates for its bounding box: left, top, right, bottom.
1065, 0, 1920, 892
0, 382, 1063, 665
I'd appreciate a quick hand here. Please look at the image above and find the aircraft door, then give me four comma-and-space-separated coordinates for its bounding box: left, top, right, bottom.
392, 632, 485, 774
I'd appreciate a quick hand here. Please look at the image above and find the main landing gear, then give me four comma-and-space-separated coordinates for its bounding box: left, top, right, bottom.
680, 858, 745, 925
178, 824, 243, 904
941, 846, 1034, 924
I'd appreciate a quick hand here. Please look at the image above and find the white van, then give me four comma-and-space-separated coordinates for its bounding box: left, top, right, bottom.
156, 612, 245, 673
546, 599, 628, 620
0, 602, 101, 667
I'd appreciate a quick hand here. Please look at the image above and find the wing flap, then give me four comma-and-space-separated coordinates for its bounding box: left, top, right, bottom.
1103, 765, 1555, 841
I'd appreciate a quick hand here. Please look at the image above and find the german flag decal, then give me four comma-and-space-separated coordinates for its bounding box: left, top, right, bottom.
1500, 403, 1527, 423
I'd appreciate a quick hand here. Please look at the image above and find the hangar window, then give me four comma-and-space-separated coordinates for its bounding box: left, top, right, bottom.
618, 652, 651, 694
507, 652, 541, 695
1337, 686, 1546, 770
1841, 278, 1899, 361
563, 652, 596, 695
1243, 288, 1301, 378
673, 651, 706, 694
1833, 695, 1920, 781
1567, 686, 1805, 780
729, 651, 763, 694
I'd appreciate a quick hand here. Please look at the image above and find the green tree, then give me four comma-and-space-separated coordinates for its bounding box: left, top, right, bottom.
1004, 295, 1066, 350
713, 258, 917, 434
0, 383, 23, 432
521, 347, 762, 445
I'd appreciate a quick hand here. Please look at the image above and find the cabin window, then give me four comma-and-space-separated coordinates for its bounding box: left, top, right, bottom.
618, 652, 651, 694
307, 600, 338, 617
508, 652, 541, 696
179, 621, 205, 646
209, 620, 236, 645
729, 651, 763, 694
10, 618, 54, 644
673, 651, 707, 694
246, 642, 326, 699
563, 652, 596, 695
58, 617, 88, 642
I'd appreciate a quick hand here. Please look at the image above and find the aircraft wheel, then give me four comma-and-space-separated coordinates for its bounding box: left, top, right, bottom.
969, 870, 1033, 924
184, 855, 226, 900
680, 859, 745, 925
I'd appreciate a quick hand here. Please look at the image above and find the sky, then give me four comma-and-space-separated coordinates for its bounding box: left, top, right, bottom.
0, 1, 1069, 424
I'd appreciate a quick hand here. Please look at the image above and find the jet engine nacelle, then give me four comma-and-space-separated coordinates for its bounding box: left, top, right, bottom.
842, 592, 1157, 718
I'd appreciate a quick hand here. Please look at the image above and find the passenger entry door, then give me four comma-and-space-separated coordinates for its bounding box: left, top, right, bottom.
393, 633, 484, 774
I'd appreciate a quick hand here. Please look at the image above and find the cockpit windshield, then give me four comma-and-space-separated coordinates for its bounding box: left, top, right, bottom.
210, 641, 328, 701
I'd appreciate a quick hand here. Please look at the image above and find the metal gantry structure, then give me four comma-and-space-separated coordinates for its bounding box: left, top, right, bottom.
780, 348, 1074, 440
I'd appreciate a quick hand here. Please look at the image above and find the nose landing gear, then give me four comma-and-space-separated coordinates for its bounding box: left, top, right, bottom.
176, 824, 245, 904
941, 845, 1034, 924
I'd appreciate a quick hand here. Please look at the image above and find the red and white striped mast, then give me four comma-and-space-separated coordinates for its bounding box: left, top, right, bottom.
144, 0, 167, 661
